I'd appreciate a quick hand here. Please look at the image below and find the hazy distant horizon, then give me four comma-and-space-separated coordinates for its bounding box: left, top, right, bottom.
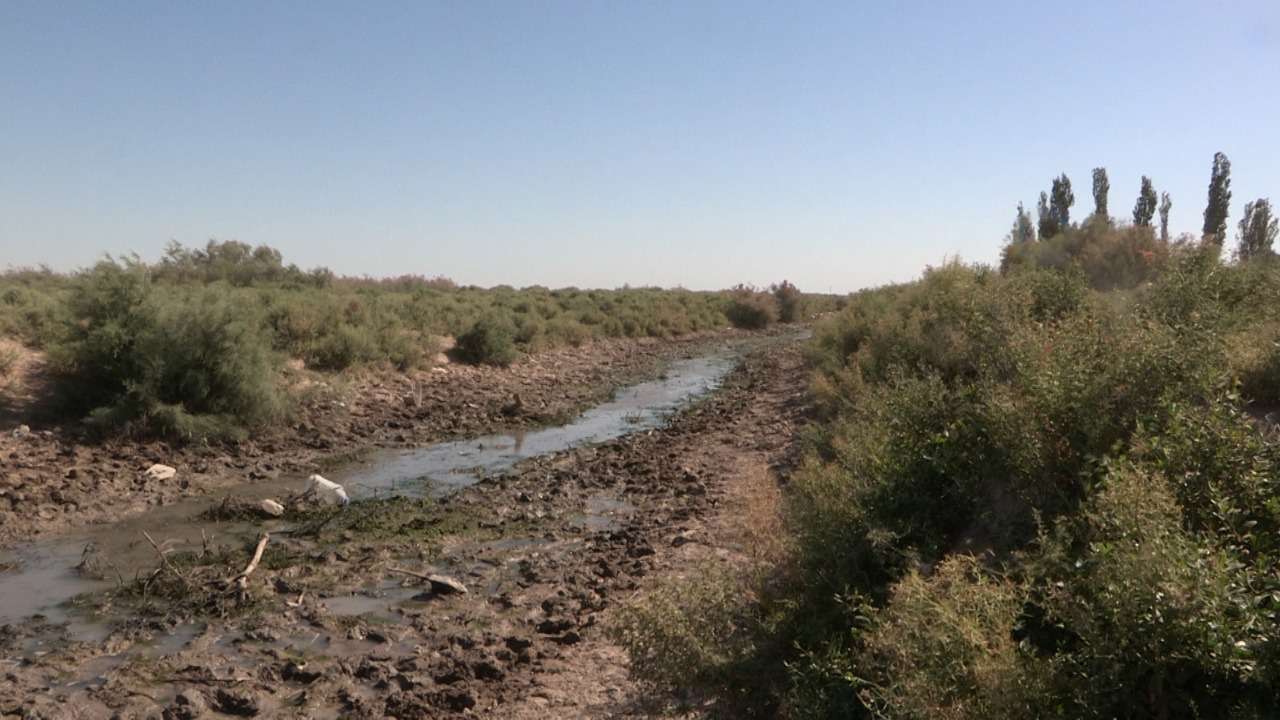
3, 1, 1278, 293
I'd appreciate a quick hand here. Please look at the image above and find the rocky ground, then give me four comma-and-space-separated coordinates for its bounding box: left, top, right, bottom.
0, 333, 809, 718
0, 328, 775, 547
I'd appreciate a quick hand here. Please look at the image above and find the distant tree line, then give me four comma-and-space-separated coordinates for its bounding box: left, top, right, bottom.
1008, 152, 1276, 263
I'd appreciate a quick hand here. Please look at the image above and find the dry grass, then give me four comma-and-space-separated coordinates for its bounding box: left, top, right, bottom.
723, 452, 792, 573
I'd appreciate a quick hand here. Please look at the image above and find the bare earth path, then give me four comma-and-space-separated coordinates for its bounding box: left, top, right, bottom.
0, 337, 807, 719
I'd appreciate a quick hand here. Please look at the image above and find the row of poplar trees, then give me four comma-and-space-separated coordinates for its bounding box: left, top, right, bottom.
1010, 153, 1279, 261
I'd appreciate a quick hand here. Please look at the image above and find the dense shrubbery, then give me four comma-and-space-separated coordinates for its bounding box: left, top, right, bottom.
1, 241, 824, 440
1001, 217, 1173, 290
45, 258, 288, 441
454, 315, 519, 367
625, 251, 1280, 717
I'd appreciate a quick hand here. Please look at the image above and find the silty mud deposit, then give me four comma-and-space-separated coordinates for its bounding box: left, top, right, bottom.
0, 352, 737, 626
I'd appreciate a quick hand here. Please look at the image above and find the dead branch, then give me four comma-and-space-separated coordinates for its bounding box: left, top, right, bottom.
142, 530, 189, 588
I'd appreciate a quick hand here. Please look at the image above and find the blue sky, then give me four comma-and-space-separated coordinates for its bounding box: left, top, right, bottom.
2, 1, 1278, 291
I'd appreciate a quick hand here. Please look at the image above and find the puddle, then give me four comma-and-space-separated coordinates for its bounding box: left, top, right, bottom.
0, 352, 739, 627
321, 584, 420, 618
574, 492, 638, 532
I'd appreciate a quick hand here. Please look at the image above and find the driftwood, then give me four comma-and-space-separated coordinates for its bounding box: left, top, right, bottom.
230, 533, 270, 595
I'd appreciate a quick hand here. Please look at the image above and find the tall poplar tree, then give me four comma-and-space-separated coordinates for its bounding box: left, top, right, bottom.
1133, 176, 1157, 227
1203, 152, 1232, 243
1237, 198, 1278, 261
1048, 174, 1074, 233
1091, 167, 1110, 220
1159, 192, 1172, 242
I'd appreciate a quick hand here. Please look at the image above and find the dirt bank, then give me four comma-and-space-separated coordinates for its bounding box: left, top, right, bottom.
0, 328, 776, 548
0, 335, 808, 719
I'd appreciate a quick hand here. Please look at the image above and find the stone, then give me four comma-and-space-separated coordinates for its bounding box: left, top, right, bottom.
258, 499, 285, 517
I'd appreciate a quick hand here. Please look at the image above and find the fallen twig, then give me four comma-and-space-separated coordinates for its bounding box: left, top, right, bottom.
387, 566, 434, 582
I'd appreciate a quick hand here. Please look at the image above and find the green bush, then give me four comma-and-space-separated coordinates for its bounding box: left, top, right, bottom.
1028, 464, 1276, 717
305, 322, 381, 370
611, 566, 752, 696
455, 315, 519, 366
610, 564, 785, 715
854, 556, 1046, 720
0, 277, 66, 348
47, 259, 287, 441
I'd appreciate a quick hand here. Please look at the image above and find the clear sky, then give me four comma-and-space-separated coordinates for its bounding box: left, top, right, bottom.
2, 1, 1278, 292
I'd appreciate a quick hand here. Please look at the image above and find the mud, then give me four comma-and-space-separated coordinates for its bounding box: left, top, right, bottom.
0, 333, 809, 719
0, 328, 773, 548
0, 352, 737, 624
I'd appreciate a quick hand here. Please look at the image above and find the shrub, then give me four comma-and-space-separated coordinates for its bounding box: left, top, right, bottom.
772, 280, 803, 323
306, 323, 381, 370
1001, 221, 1169, 290
48, 260, 287, 441
854, 556, 1046, 720
699, 256, 1280, 717
610, 564, 782, 713
726, 286, 777, 329
455, 315, 519, 366
1030, 464, 1277, 717
544, 316, 591, 347
0, 279, 66, 348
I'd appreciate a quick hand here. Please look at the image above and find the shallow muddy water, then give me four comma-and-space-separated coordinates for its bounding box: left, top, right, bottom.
0, 353, 737, 625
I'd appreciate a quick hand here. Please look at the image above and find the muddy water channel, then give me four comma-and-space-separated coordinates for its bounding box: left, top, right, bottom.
0, 352, 737, 627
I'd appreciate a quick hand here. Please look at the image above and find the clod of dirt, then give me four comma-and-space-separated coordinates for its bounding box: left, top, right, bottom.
212, 688, 260, 716
162, 689, 208, 720
282, 661, 322, 684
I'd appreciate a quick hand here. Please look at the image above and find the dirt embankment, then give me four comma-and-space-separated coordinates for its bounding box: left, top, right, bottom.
0, 337, 809, 719
0, 329, 770, 548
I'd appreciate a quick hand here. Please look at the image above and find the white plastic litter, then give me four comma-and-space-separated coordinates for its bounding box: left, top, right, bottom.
144, 464, 177, 481
305, 473, 350, 506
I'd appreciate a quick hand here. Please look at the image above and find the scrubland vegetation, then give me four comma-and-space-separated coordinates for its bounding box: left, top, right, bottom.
0, 240, 819, 441
619, 154, 1280, 718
